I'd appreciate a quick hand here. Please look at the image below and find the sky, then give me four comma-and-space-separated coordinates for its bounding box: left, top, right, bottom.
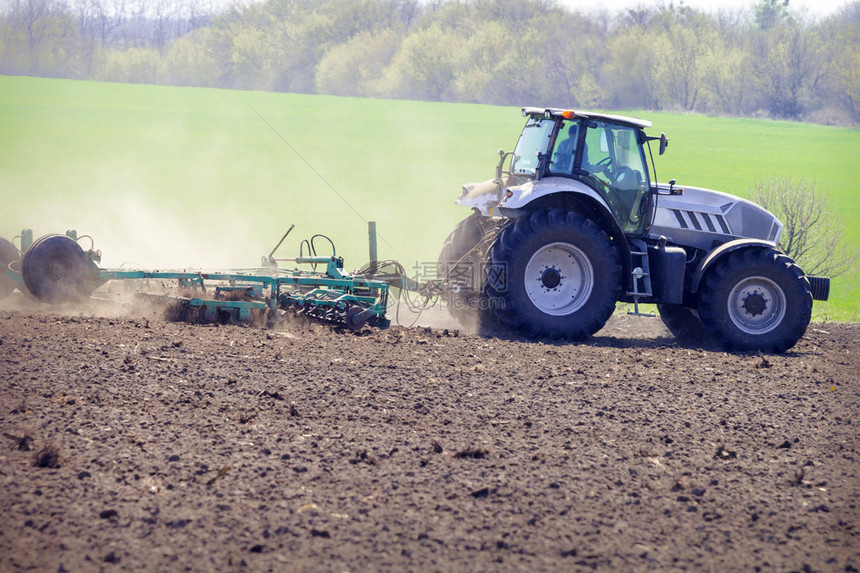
557, 0, 852, 17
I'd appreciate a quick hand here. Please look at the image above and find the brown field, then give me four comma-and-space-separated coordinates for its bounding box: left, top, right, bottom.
1, 296, 858, 571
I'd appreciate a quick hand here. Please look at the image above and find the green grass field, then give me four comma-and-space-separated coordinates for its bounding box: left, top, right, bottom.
1, 75, 857, 320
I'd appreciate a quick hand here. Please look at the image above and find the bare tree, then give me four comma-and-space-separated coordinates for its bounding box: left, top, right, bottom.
753, 177, 856, 277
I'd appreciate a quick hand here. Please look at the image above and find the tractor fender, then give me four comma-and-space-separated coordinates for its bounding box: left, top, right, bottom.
498, 178, 633, 291
499, 177, 612, 214
689, 238, 778, 294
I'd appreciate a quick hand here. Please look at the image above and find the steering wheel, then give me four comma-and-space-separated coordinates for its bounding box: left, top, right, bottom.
594, 156, 614, 174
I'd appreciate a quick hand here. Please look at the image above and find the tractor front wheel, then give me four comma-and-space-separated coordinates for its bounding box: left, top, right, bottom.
698, 247, 811, 353
485, 208, 621, 340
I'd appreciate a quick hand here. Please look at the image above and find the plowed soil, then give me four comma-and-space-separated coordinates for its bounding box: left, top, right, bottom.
1, 294, 858, 572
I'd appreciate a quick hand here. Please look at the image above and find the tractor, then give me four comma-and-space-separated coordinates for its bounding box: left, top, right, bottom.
438, 107, 830, 353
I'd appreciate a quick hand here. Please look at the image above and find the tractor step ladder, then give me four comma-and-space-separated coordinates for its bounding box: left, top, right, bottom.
626, 239, 655, 317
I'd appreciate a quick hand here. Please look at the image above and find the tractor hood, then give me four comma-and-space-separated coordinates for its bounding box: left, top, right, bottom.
650, 183, 783, 251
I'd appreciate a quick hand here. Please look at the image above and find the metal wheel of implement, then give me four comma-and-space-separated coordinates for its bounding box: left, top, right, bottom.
21, 235, 92, 303
345, 306, 369, 330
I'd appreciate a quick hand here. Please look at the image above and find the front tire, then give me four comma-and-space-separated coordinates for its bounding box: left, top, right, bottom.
698, 247, 812, 353
485, 208, 621, 340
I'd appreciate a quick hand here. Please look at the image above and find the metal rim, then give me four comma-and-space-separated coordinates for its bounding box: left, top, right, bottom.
726, 275, 786, 335
524, 242, 593, 316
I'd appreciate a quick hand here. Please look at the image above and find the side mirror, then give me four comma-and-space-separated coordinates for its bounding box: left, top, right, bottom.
659, 133, 669, 155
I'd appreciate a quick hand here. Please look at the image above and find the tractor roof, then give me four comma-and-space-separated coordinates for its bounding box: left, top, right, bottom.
521, 107, 652, 130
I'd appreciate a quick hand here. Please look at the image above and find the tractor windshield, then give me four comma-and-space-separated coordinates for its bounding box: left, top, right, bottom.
580, 122, 651, 234
511, 116, 554, 176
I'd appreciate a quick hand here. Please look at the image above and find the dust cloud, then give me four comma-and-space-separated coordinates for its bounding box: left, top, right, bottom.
5, 191, 266, 271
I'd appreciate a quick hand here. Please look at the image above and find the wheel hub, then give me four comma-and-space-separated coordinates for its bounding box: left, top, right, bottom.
540, 267, 562, 289
48, 256, 71, 281
727, 276, 786, 334
524, 242, 593, 316
741, 291, 768, 317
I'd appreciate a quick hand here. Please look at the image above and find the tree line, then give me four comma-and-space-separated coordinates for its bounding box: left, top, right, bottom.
2, 0, 859, 125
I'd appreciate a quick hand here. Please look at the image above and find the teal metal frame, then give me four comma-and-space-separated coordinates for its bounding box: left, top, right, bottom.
3, 228, 392, 330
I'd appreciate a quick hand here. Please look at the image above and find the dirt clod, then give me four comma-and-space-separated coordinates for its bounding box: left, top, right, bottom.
4, 432, 33, 451
32, 444, 62, 468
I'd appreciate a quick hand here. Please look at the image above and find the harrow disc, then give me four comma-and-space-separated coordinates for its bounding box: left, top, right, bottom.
0, 238, 20, 300
21, 235, 92, 303
345, 306, 371, 330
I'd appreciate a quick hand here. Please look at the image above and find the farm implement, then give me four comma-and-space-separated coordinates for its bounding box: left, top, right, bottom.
0, 225, 425, 330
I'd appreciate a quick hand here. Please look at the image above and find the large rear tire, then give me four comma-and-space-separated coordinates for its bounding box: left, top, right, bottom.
657, 304, 708, 344
0, 238, 20, 300
438, 213, 504, 330
21, 235, 92, 303
438, 212, 486, 310
698, 247, 811, 353
485, 208, 621, 340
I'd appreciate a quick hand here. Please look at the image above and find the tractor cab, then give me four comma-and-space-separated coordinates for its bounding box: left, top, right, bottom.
519, 108, 656, 234
456, 108, 660, 233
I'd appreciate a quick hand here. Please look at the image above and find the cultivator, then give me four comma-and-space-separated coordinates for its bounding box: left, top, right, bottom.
0, 225, 433, 330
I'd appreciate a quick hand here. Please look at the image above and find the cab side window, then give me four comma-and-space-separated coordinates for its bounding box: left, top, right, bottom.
583, 126, 611, 174
548, 120, 581, 175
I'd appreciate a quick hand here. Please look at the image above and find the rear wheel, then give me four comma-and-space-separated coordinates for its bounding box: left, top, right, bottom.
698, 247, 811, 353
485, 208, 621, 340
657, 304, 708, 344
438, 213, 485, 295
0, 238, 20, 300
21, 235, 92, 303
438, 212, 502, 330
